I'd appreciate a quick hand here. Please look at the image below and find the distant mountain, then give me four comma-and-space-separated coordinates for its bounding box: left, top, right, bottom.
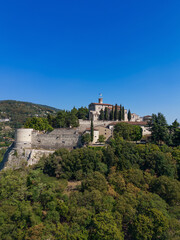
0, 100, 60, 129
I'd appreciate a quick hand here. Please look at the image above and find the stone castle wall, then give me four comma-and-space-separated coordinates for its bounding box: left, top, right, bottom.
31, 129, 82, 150
0, 128, 82, 170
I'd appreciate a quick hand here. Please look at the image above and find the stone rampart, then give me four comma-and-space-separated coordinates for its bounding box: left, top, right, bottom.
78, 120, 115, 132
32, 128, 82, 150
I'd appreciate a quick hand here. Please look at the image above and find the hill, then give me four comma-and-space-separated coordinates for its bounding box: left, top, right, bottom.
0, 140, 179, 239
0, 100, 60, 147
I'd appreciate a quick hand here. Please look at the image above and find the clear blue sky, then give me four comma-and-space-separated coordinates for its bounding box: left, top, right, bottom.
0, 0, 179, 123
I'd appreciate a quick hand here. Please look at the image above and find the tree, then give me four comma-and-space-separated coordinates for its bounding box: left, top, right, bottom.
104, 107, 109, 120
133, 209, 168, 240
114, 122, 142, 141
110, 107, 114, 121
82, 133, 91, 145
91, 212, 123, 240
150, 175, 180, 205
77, 107, 89, 120
114, 104, 118, 121
98, 135, 106, 143
169, 119, 180, 146
128, 109, 131, 121
65, 111, 79, 128
99, 109, 104, 120
119, 105, 122, 121
91, 119, 94, 142
121, 106, 125, 120
71, 107, 78, 116
47, 114, 53, 125
24, 117, 53, 131
149, 113, 169, 145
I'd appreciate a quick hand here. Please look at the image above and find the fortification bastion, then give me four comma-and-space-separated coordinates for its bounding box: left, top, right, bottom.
0, 128, 82, 170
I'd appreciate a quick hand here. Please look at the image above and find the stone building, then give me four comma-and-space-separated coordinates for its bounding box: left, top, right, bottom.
1, 97, 152, 170
89, 97, 143, 122
84, 128, 99, 144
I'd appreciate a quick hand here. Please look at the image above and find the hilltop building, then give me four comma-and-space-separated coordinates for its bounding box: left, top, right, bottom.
0, 97, 152, 170
89, 97, 142, 122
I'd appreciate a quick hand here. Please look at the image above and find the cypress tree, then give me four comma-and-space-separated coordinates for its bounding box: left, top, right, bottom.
128, 109, 131, 121
110, 107, 114, 121
104, 107, 109, 121
91, 119, 94, 142
114, 104, 118, 121
121, 106, 125, 120
119, 105, 122, 121
99, 109, 104, 120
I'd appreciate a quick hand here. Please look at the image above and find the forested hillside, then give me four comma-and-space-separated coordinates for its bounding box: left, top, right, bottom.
0, 100, 59, 147
0, 138, 179, 239
0, 100, 89, 148
0, 100, 59, 127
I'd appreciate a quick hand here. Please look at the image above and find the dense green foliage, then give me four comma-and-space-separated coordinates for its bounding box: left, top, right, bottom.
0, 139, 179, 239
81, 133, 91, 145
0, 103, 180, 239
0, 148, 6, 163
0, 100, 59, 146
149, 113, 169, 145
149, 113, 180, 146
98, 135, 106, 143
169, 119, 180, 146
25, 107, 89, 131
24, 117, 54, 131
0, 100, 59, 128
114, 122, 142, 141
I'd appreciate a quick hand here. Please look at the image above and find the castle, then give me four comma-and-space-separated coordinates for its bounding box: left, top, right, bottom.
89, 96, 143, 122
0, 97, 151, 170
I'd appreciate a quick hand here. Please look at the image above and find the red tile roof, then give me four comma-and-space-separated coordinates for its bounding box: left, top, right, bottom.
85, 128, 99, 131
108, 121, 148, 126
90, 103, 113, 106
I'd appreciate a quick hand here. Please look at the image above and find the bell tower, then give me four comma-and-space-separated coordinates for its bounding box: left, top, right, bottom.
98, 93, 103, 104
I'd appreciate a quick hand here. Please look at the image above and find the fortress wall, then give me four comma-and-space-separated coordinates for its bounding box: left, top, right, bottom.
31, 129, 81, 150
78, 120, 115, 132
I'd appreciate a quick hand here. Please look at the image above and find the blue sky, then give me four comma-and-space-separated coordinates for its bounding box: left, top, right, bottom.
0, 0, 179, 123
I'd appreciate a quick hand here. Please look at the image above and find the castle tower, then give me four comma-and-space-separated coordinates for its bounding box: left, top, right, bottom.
98, 93, 103, 104
15, 128, 33, 149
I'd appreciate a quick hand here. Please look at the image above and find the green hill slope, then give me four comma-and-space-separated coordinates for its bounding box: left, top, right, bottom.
0, 100, 60, 147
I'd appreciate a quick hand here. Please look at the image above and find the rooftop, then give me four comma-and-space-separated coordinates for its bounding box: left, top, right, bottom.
108, 121, 148, 126
90, 102, 113, 106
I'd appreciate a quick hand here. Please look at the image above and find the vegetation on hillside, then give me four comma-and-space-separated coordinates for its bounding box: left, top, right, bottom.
0, 101, 89, 147
0, 135, 179, 239
149, 113, 180, 146
0, 100, 59, 128
114, 122, 142, 141
0, 100, 60, 147
25, 107, 89, 130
